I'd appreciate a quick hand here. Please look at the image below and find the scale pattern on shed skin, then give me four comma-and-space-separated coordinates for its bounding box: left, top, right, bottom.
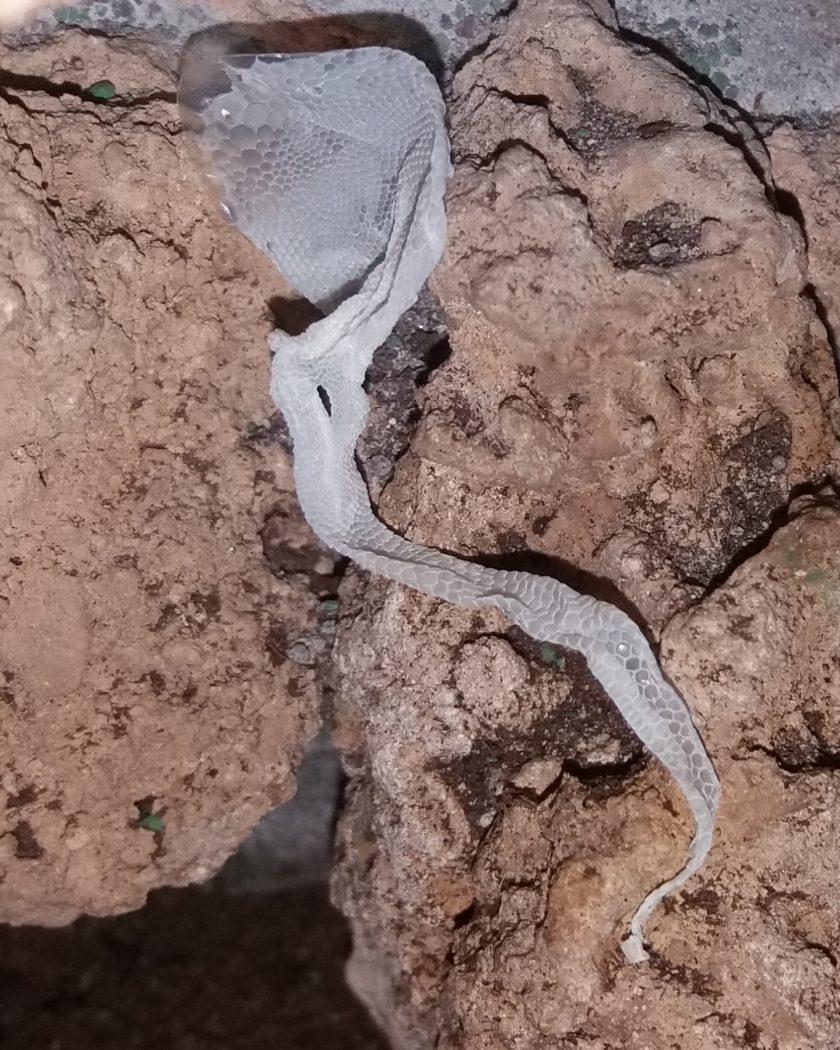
179, 45, 720, 961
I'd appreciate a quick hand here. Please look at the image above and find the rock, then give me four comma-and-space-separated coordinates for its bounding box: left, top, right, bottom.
331, 0, 840, 1046
0, 0, 472, 928
4, 8, 839, 1050
0, 33, 322, 923
769, 124, 840, 387
337, 500, 840, 1047
13, 0, 512, 72
334, 571, 645, 1047
421, 0, 838, 629
358, 288, 450, 502
613, 0, 840, 120
648, 502, 840, 1050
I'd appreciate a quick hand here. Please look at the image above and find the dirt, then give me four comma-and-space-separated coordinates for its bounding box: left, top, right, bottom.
0, 881, 387, 1050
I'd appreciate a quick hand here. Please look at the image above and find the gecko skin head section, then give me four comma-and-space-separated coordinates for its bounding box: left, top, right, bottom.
179, 45, 720, 965
178, 46, 446, 314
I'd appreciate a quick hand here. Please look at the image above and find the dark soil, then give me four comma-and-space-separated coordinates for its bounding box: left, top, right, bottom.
0, 883, 387, 1050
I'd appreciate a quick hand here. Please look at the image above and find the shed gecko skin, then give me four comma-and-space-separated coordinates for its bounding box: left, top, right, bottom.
179, 45, 720, 961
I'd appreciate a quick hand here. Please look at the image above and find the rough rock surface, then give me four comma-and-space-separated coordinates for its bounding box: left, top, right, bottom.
422, 0, 838, 630
613, 0, 840, 120
332, 1, 840, 1047
0, 2, 453, 929
14, 0, 511, 73
769, 125, 840, 353
0, 28, 329, 923
3, 5, 840, 1050
336, 503, 840, 1050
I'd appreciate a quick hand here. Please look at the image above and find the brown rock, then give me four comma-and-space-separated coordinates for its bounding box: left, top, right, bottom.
416, 0, 838, 628
769, 123, 840, 412
0, 31, 323, 923
332, 1, 840, 1047
0, 1, 50, 28
337, 498, 840, 1048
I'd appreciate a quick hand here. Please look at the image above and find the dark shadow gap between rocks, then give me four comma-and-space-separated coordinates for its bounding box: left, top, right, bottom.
0, 728, 383, 1050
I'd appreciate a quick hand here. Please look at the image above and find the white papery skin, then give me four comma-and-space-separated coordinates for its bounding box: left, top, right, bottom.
179, 46, 720, 962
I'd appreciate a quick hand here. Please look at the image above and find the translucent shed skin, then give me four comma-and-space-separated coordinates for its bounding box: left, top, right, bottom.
179, 45, 720, 962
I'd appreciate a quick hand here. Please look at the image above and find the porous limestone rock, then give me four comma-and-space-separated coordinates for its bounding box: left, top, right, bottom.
335, 500, 840, 1049
422, 0, 838, 629
769, 124, 840, 367
331, 1, 840, 1046
0, 26, 326, 923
